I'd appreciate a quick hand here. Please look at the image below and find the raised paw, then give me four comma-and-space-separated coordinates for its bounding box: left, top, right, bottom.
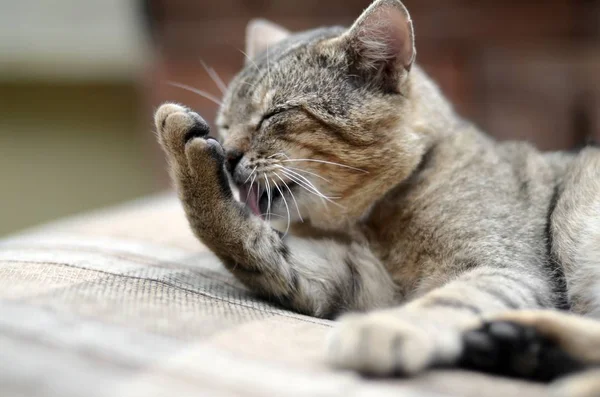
154, 102, 226, 178
155, 103, 209, 154
154, 103, 233, 217
326, 312, 462, 376
460, 320, 587, 381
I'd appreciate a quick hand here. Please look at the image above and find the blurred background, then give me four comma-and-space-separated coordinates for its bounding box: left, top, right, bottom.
1, 0, 599, 236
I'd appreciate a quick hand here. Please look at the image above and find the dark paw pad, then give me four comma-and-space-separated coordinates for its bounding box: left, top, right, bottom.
459, 321, 586, 382
183, 117, 211, 144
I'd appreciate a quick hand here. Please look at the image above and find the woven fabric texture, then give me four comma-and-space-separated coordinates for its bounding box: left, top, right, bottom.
0, 193, 547, 397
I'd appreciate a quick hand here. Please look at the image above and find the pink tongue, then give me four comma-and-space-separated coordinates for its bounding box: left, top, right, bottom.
239, 184, 262, 218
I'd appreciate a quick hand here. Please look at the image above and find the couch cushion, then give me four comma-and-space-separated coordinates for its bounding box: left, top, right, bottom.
0, 193, 547, 397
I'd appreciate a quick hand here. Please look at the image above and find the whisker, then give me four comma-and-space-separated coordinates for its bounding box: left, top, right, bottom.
237, 48, 260, 73
279, 169, 343, 208
276, 165, 331, 183
279, 171, 319, 203
244, 166, 257, 184
260, 213, 285, 218
167, 81, 222, 107
268, 153, 290, 159
282, 159, 368, 173
278, 167, 338, 198
200, 60, 228, 95
278, 170, 316, 196
255, 174, 261, 210
281, 172, 331, 210
279, 169, 336, 199
274, 172, 303, 222
246, 174, 257, 203
271, 174, 291, 236
263, 174, 272, 222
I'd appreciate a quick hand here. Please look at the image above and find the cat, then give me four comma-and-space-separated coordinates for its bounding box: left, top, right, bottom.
154, 0, 600, 394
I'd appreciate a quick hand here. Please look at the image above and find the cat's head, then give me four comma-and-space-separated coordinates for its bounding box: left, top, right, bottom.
217, 0, 450, 230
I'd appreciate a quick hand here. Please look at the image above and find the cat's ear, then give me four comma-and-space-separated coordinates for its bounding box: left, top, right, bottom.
343, 0, 415, 91
245, 19, 291, 59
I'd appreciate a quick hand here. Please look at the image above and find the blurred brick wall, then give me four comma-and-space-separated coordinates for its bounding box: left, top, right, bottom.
144, 0, 600, 153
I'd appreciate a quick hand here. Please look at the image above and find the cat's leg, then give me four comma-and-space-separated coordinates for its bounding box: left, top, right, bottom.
457, 151, 600, 383
447, 149, 600, 386
327, 265, 553, 375
154, 103, 396, 318
551, 147, 600, 317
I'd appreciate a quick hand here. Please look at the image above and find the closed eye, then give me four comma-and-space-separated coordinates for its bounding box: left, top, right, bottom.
256, 107, 292, 131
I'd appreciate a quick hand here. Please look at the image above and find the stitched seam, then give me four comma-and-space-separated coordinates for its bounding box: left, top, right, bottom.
0, 259, 333, 327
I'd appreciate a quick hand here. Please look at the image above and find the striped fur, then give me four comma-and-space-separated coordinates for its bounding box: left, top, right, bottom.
155, 0, 600, 392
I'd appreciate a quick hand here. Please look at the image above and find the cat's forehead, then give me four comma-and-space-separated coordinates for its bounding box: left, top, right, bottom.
221, 27, 348, 119
217, 27, 354, 131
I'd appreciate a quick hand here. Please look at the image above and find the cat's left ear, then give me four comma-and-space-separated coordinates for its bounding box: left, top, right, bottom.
245, 19, 291, 59
342, 0, 416, 91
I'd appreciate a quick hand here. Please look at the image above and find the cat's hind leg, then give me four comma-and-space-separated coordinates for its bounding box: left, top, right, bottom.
460, 310, 600, 382
327, 265, 555, 376
552, 147, 600, 317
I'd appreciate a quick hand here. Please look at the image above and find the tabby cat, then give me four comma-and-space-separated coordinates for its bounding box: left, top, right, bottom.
154, 0, 600, 394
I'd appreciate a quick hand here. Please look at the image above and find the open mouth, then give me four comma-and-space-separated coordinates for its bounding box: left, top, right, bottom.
237, 181, 297, 219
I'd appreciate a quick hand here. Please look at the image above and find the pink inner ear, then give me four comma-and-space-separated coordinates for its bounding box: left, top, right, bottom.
357, 5, 414, 69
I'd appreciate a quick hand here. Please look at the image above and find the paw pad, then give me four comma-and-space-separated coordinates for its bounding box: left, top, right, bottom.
460, 321, 586, 381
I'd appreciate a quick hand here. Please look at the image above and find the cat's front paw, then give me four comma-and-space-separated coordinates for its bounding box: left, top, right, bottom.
154, 103, 229, 196
327, 312, 462, 376
155, 103, 224, 168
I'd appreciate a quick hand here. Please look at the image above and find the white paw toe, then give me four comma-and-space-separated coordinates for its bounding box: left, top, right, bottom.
326, 313, 442, 376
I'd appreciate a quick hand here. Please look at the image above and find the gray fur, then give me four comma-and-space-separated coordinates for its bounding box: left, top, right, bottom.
154, 0, 600, 391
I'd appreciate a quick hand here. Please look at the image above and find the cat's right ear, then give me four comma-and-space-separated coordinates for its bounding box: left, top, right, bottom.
342, 0, 416, 92
245, 19, 291, 59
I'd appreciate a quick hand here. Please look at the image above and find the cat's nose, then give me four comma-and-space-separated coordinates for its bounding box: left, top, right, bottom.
225, 149, 243, 173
